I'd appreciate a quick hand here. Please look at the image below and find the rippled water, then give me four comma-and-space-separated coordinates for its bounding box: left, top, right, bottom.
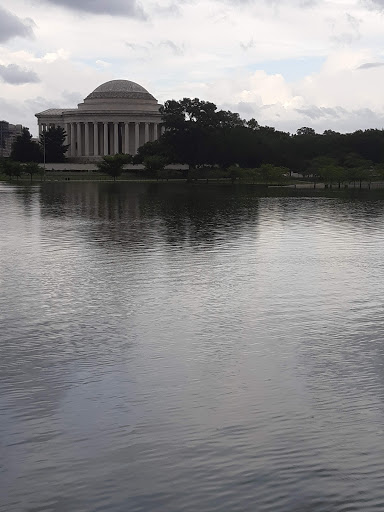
1, 182, 384, 511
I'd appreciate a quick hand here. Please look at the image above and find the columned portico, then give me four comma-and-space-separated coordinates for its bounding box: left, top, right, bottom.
84, 123, 90, 156
103, 123, 108, 156
76, 122, 82, 157
114, 123, 119, 155
36, 80, 163, 161
124, 123, 129, 154
93, 123, 99, 156
70, 123, 76, 157
135, 123, 140, 155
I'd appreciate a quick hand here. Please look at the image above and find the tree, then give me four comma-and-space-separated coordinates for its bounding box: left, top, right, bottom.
247, 118, 260, 131
318, 164, 347, 188
343, 153, 373, 188
40, 126, 69, 163
11, 127, 42, 162
97, 154, 128, 181
257, 164, 288, 184
159, 98, 245, 170
0, 159, 22, 180
296, 127, 316, 136
143, 155, 167, 179
24, 162, 43, 182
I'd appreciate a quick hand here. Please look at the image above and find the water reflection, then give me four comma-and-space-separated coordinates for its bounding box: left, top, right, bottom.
2, 182, 384, 511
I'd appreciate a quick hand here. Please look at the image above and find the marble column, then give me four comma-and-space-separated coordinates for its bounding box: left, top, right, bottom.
64, 123, 70, 157
153, 123, 158, 141
114, 122, 119, 155
39, 124, 43, 136
103, 122, 108, 155
144, 123, 149, 143
124, 123, 129, 154
93, 123, 99, 156
64, 123, 70, 147
70, 122, 76, 157
84, 122, 90, 157
134, 123, 140, 154
76, 122, 82, 157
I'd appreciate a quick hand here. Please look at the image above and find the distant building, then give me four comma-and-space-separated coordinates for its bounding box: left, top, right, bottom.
35, 79, 164, 161
0, 121, 23, 158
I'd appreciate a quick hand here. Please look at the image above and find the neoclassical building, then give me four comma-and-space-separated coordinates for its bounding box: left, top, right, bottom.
35, 79, 163, 160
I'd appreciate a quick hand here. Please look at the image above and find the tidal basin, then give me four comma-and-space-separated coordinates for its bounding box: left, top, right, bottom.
1, 182, 384, 512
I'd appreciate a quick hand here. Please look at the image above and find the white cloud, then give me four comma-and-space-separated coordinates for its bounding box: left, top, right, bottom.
1, 0, 384, 134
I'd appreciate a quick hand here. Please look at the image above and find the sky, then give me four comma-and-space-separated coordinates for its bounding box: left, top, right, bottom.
1, 0, 384, 136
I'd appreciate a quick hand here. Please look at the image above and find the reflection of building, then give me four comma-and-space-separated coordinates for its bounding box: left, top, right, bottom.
0, 121, 23, 158
35, 80, 163, 161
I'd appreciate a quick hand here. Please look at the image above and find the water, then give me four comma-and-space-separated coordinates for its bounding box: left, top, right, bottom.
1, 181, 384, 511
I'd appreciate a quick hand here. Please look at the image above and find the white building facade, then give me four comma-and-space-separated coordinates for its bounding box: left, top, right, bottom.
35, 80, 163, 160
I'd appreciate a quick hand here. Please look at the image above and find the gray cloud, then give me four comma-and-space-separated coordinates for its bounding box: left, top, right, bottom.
0, 64, 40, 85
363, 0, 384, 10
228, 0, 318, 6
159, 40, 184, 56
295, 105, 347, 120
358, 62, 384, 69
61, 90, 83, 104
240, 39, 256, 51
0, 6, 34, 43
42, 0, 147, 19
126, 40, 185, 56
330, 13, 361, 45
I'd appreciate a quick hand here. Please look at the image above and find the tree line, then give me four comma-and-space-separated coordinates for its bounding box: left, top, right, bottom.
135, 98, 384, 185
2, 97, 384, 185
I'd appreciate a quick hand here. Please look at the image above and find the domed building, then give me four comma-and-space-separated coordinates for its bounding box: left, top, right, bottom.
35, 79, 163, 160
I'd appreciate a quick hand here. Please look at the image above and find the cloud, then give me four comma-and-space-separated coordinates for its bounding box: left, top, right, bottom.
0, 64, 40, 85
41, 0, 147, 19
363, 0, 384, 10
96, 59, 111, 68
329, 13, 361, 45
159, 40, 184, 56
295, 105, 347, 120
0, 6, 34, 43
357, 62, 384, 69
125, 40, 185, 57
240, 39, 256, 51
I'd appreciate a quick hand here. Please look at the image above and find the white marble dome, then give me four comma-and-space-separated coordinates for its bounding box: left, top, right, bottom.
85, 80, 155, 101
36, 78, 162, 160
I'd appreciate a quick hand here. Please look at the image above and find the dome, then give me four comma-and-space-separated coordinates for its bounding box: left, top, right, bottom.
85, 80, 155, 101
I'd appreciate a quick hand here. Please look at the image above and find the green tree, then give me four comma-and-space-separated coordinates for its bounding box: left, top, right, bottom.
97, 154, 128, 181
0, 159, 22, 180
296, 127, 316, 136
246, 118, 260, 131
40, 126, 69, 163
308, 156, 337, 188
257, 164, 288, 185
343, 153, 373, 188
318, 164, 347, 188
11, 127, 42, 162
24, 162, 43, 182
143, 155, 167, 179
159, 98, 245, 170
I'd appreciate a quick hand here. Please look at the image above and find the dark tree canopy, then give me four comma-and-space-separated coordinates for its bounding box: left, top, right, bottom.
40, 126, 69, 163
96, 154, 130, 181
5, 96, 384, 182
11, 127, 42, 162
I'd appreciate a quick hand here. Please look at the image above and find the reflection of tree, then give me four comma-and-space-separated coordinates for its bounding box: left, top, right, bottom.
37, 183, 384, 253
38, 183, 263, 251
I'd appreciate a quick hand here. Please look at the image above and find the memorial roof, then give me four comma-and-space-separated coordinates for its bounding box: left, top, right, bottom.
85, 80, 155, 101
